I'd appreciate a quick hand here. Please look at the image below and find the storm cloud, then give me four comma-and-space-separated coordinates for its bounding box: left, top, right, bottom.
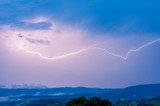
0, 0, 160, 88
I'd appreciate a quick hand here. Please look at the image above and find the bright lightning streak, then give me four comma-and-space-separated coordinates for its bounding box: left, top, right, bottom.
18, 45, 93, 60
92, 38, 160, 60
18, 38, 160, 61
124, 38, 160, 60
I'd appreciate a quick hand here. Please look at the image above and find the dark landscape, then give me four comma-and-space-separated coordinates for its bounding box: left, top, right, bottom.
0, 84, 160, 105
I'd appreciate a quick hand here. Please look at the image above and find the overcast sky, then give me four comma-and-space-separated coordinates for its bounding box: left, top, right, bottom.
0, 0, 160, 88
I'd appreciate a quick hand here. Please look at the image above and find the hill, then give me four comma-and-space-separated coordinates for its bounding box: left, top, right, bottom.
0, 84, 160, 101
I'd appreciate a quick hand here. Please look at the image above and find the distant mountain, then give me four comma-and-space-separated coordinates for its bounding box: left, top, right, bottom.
0, 84, 160, 101
0, 85, 5, 88
99, 84, 160, 100
10, 84, 47, 89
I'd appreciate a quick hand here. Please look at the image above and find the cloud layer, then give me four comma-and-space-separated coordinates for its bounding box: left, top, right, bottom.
0, 0, 160, 88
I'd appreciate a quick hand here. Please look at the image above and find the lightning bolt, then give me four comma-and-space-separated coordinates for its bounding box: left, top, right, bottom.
18, 38, 160, 61
123, 38, 160, 60
92, 38, 160, 60
18, 45, 94, 60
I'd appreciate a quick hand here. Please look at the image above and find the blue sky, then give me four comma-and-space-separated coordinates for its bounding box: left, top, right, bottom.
0, 0, 160, 88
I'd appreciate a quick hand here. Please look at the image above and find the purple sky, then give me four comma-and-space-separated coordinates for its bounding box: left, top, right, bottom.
0, 0, 160, 88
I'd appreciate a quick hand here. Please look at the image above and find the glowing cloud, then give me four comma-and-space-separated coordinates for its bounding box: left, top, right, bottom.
1, 17, 160, 61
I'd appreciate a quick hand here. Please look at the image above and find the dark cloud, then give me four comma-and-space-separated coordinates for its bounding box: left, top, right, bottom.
26, 38, 50, 45
12, 21, 52, 30
0, 0, 160, 33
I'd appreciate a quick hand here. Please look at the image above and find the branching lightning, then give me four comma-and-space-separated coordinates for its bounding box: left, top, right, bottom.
18, 38, 160, 61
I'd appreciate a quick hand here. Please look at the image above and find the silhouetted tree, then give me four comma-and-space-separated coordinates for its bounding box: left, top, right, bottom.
66, 96, 112, 106
88, 97, 112, 106
66, 96, 88, 106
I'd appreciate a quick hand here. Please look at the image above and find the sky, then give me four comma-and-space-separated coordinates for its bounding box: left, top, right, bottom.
0, 0, 160, 88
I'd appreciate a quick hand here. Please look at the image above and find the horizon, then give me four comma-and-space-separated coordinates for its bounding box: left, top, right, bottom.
1, 83, 160, 89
